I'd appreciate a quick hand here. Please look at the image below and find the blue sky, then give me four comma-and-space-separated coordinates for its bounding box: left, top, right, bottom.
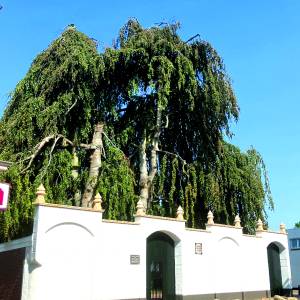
0, 0, 299, 230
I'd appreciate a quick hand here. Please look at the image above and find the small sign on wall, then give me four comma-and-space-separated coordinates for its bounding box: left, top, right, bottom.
0, 183, 10, 211
195, 243, 203, 255
130, 255, 140, 265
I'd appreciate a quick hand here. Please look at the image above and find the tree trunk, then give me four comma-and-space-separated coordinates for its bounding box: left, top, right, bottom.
138, 107, 162, 211
147, 107, 161, 209
138, 134, 149, 211
81, 123, 103, 207
71, 150, 81, 206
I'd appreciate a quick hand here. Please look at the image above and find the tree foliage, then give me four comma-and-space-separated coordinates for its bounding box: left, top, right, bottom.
0, 21, 273, 241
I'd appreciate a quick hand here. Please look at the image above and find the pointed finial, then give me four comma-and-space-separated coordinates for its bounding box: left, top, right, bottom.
136, 199, 145, 216
176, 206, 184, 221
207, 210, 214, 225
280, 223, 286, 234
234, 214, 241, 228
35, 184, 46, 204
256, 218, 264, 232
92, 193, 103, 211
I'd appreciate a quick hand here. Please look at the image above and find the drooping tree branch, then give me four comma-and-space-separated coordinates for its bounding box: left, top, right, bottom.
20, 132, 104, 174
21, 134, 73, 173
40, 135, 62, 179
156, 149, 186, 167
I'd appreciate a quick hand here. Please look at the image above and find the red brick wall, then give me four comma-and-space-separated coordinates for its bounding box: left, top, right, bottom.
0, 248, 25, 300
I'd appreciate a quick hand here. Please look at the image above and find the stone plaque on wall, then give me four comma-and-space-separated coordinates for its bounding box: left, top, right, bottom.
195, 243, 203, 255
130, 255, 140, 264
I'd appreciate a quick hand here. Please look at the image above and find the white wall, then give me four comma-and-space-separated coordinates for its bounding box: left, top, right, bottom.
1, 204, 292, 300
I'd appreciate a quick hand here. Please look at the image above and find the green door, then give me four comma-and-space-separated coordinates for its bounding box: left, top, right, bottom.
267, 243, 282, 296
146, 232, 176, 300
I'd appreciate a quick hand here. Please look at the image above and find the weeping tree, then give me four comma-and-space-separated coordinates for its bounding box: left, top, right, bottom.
0, 20, 273, 241
104, 21, 238, 209
0, 25, 137, 240
101, 20, 272, 231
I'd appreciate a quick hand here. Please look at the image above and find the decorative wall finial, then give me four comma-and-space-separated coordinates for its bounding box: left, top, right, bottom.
279, 223, 286, 234
207, 210, 214, 225
136, 199, 145, 216
234, 214, 241, 228
92, 193, 103, 211
35, 184, 46, 204
256, 218, 264, 232
176, 206, 184, 221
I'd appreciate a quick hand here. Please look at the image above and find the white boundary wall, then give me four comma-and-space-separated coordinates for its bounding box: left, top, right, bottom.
1, 203, 292, 300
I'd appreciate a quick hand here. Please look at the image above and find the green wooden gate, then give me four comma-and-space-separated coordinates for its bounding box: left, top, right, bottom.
146, 232, 176, 300
267, 243, 283, 296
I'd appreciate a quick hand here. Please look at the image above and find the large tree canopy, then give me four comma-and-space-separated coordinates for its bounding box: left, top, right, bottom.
0, 20, 273, 241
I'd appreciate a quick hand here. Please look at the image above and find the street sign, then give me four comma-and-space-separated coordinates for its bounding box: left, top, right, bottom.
0, 183, 10, 210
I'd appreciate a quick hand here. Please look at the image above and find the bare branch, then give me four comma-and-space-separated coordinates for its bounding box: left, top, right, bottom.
156, 149, 186, 166
41, 135, 62, 179
61, 136, 74, 147
185, 34, 200, 44
21, 134, 73, 173
164, 114, 169, 128
102, 131, 126, 159
21, 134, 55, 173
154, 22, 168, 27
79, 143, 96, 150
65, 99, 78, 115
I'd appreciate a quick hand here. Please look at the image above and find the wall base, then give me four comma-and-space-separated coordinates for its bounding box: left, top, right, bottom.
175, 290, 270, 300
121, 290, 270, 300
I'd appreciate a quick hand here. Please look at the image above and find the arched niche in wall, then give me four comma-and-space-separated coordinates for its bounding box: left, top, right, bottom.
38, 223, 94, 300
215, 237, 241, 293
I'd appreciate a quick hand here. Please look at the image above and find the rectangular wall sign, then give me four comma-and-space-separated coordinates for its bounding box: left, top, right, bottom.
0, 183, 10, 210
130, 255, 140, 265
195, 243, 203, 255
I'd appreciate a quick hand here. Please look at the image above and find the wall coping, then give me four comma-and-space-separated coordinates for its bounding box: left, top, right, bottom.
134, 214, 186, 222
206, 223, 243, 229
243, 234, 261, 238
35, 203, 104, 213
102, 219, 139, 225
259, 229, 287, 235
185, 227, 211, 233
33, 204, 287, 236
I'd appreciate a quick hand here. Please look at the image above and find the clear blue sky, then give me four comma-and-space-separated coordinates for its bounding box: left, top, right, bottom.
0, 0, 299, 230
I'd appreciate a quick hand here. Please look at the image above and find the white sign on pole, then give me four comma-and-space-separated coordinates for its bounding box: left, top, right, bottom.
0, 183, 10, 210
